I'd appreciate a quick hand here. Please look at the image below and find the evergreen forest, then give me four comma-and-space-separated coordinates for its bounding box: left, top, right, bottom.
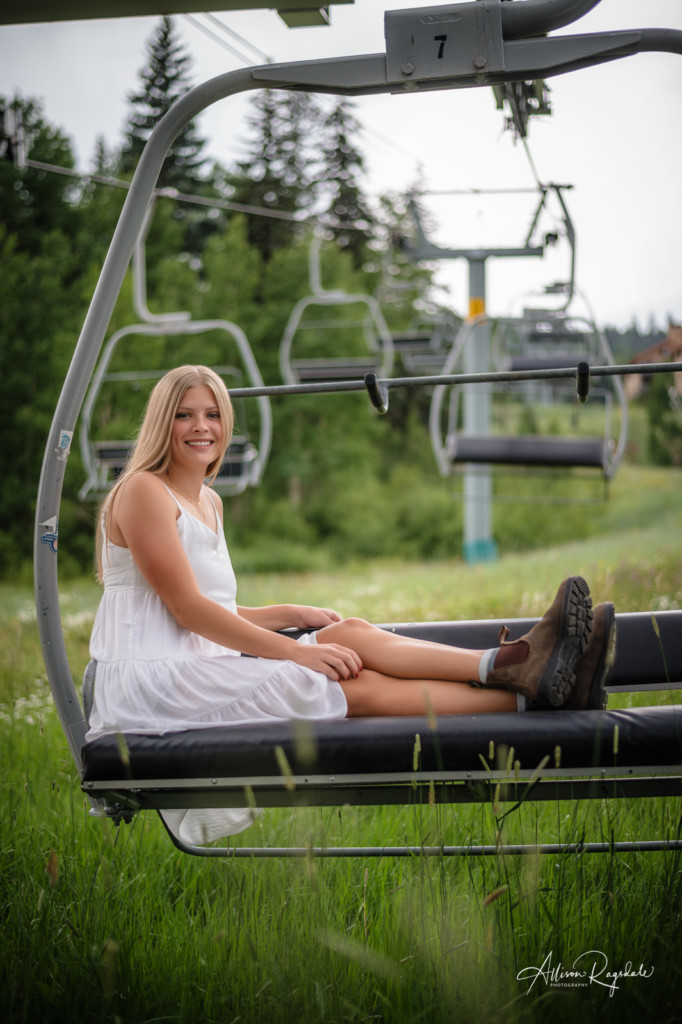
0, 16, 674, 581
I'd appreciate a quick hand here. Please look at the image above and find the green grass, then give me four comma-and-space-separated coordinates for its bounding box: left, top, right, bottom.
1, 463, 681, 1023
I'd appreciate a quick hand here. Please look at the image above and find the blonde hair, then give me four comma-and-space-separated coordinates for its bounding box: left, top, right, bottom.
96, 365, 234, 578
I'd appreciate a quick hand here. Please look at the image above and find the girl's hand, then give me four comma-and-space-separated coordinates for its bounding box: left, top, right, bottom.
292, 605, 343, 629
291, 641, 363, 682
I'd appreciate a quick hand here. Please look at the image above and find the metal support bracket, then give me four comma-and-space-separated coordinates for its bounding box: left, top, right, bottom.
385, 1, 505, 85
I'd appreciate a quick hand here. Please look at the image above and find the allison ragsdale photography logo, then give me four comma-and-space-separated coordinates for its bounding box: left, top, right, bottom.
516, 950, 654, 998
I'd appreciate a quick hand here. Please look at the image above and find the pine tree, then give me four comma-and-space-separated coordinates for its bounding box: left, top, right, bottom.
120, 16, 208, 194
0, 96, 89, 573
119, 17, 221, 255
317, 99, 374, 266
0, 96, 79, 251
226, 90, 322, 261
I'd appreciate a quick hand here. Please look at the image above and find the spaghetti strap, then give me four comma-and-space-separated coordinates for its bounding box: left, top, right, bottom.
205, 487, 221, 531
157, 481, 182, 509
161, 480, 219, 532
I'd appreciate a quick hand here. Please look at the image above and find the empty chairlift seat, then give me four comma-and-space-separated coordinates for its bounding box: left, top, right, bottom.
392, 314, 459, 374
289, 354, 382, 382
89, 432, 260, 494
79, 325, 271, 502
430, 312, 627, 481
446, 432, 608, 469
279, 234, 394, 385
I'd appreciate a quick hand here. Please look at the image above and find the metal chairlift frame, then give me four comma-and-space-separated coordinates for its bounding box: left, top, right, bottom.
78, 200, 272, 499
279, 229, 394, 384
34, 0, 682, 857
367, 253, 460, 373
492, 311, 599, 369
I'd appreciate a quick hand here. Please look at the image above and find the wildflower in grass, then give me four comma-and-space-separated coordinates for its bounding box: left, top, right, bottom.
275, 744, 295, 790
115, 731, 130, 768
412, 733, 421, 773
45, 850, 59, 887
483, 885, 508, 907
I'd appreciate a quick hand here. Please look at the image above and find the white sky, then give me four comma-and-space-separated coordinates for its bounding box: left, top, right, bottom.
0, 0, 680, 329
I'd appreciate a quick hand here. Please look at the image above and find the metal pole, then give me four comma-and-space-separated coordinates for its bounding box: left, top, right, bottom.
463, 259, 498, 563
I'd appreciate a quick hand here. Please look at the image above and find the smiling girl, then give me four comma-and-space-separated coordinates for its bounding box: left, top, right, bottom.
87, 366, 613, 837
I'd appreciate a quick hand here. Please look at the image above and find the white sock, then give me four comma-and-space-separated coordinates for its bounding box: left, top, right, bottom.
478, 647, 500, 683
479, 648, 526, 711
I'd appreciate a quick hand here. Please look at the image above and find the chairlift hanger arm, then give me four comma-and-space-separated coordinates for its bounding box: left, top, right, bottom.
254, 1, 682, 95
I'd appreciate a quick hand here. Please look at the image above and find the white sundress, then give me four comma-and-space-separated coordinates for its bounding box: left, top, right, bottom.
86, 485, 348, 841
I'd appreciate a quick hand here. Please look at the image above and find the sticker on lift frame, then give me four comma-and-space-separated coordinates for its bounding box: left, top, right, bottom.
40, 516, 59, 553
55, 429, 73, 462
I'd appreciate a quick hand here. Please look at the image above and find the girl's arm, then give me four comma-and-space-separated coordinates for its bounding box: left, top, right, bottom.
209, 487, 344, 634
110, 473, 361, 680
238, 605, 343, 631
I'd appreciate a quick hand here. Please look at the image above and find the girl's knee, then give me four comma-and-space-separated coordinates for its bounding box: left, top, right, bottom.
344, 616, 374, 632
319, 617, 375, 645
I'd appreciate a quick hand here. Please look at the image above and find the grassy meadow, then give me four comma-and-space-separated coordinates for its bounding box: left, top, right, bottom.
1, 463, 681, 1024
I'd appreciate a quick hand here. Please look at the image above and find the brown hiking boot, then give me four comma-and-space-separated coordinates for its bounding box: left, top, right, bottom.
561, 602, 615, 710
485, 576, 593, 707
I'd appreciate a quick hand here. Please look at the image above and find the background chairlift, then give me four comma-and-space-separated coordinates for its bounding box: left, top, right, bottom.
429, 311, 628, 485
390, 309, 461, 374
279, 231, 394, 384
499, 310, 598, 370
370, 255, 462, 374
79, 203, 272, 501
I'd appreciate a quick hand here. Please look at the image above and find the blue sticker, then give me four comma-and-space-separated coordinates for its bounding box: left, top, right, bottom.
55, 430, 73, 463
40, 516, 59, 553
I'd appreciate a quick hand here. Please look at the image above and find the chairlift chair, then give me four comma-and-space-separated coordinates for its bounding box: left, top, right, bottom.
430, 312, 628, 484
390, 309, 461, 374
279, 232, 394, 384
499, 309, 599, 373
79, 203, 271, 500
33, 0, 682, 858
370, 255, 461, 374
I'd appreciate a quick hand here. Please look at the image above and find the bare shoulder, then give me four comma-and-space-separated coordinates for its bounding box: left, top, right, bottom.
117, 471, 173, 507
111, 473, 177, 534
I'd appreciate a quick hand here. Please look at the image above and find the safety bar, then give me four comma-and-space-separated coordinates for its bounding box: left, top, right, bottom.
227, 359, 681, 402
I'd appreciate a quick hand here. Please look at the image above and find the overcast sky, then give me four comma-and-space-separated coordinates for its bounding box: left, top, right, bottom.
1, 0, 680, 329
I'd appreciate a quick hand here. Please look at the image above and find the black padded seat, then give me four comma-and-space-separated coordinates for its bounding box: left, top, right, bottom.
527, 330, 588, 344
214, 436, 257, 481
446, 433, 606, 468
291, 357, 379, 381
94, 438, 258, 483
80, 706, 682, 813
94, 441, 133, 469
80, 612, 682, 811
508, 356, 586, 371
392, 335, 433, 350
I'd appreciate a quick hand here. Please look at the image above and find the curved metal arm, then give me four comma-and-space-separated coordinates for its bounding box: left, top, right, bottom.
132, 198, 191, 324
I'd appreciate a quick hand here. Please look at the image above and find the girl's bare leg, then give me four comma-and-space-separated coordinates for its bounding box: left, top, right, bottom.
339, 669, 517, 717
317, 617, 485, 683
317, 618, 517, 715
